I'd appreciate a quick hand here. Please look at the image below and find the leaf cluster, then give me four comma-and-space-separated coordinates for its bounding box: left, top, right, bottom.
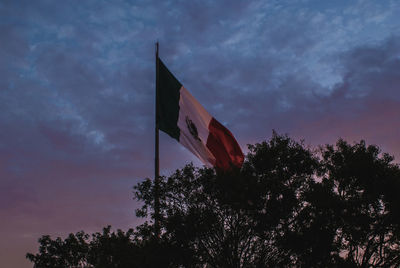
28, 133, 400, 267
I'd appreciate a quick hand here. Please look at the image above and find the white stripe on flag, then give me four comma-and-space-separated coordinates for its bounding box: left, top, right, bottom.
177, 86, 216, 167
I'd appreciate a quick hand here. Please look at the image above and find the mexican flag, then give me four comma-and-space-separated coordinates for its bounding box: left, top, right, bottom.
157, 58, 244, 170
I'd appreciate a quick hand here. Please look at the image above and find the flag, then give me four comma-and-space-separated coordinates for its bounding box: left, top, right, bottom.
157, 58, 244, 170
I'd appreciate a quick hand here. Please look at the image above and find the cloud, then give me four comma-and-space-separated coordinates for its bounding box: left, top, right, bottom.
1, 0, 400, 267
276, 36, 400, 158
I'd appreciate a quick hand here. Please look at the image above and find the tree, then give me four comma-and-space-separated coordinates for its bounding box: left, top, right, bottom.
132, 133, 319, 267
27, 231, 90, 268
28, 133, 400, 267
319, 140, 400, 266
26, 227, 142, 268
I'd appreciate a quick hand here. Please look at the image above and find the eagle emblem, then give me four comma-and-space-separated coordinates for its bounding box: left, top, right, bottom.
185, 116, 201, 141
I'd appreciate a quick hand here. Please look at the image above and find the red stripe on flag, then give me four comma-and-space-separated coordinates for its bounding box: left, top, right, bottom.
206, 118, 244, 170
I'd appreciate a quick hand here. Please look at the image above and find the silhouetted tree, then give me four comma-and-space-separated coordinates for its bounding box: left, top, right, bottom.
27, 231, 90, 268
28, 133, 400, 267
319, 140, 400, 266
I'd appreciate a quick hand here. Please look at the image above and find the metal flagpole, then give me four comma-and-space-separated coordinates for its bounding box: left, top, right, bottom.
154, 42, 161, 239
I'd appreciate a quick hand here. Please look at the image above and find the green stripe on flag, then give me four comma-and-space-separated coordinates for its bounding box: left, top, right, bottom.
158, 58, 182, 140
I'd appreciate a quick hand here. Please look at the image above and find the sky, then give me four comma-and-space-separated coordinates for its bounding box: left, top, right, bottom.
1, 0, 400, 267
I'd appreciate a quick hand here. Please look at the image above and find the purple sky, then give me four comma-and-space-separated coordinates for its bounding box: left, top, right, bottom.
2, 0, 400, 267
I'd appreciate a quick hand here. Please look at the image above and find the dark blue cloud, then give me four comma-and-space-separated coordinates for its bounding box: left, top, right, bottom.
1, 0, 400, 267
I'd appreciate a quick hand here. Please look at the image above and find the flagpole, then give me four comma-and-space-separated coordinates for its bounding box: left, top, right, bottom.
154, 42, 161, 238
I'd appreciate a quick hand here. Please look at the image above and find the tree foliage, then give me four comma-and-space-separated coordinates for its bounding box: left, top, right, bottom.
28, 133, 400, 267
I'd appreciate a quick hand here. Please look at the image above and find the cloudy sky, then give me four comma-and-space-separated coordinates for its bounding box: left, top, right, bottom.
1, 0, 400, 266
